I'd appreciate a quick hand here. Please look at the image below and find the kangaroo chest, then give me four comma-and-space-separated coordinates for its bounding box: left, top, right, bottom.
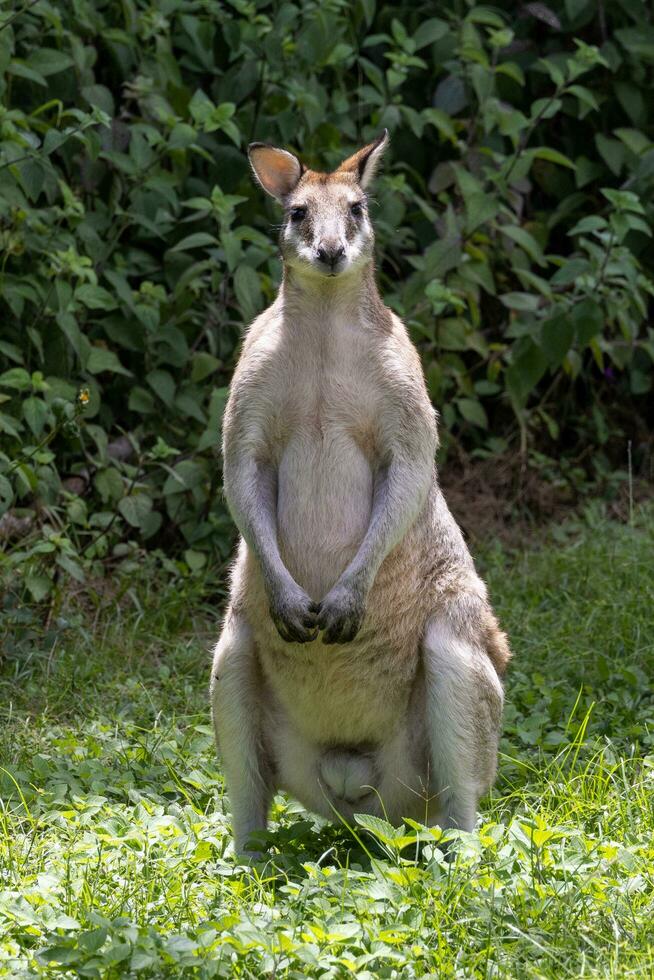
278, 316, 379, 435
272, 317, 381, 599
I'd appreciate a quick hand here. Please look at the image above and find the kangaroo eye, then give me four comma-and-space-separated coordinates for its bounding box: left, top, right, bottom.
289, 206, 307, 222
350, 202, 364, 217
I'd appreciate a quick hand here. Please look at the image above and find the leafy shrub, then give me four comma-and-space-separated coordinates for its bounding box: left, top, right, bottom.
0, 0, 653, 605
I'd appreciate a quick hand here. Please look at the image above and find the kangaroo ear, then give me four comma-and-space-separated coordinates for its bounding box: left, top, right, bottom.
336, 130, 389, 189
248, 143, 303, 202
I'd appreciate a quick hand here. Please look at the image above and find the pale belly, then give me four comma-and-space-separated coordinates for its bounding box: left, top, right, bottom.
276, 427, 373, 599
261, 653, 431, 824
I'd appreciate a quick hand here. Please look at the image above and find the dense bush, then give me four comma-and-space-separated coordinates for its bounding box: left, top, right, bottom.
1, 0, 653, 606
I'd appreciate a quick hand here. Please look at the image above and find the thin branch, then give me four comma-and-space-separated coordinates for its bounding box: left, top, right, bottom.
0, 121, 89, 172
595, 229, 616, 292
0, 153, 34, 172
503, 88, 563, 186
0, 0, 41, 34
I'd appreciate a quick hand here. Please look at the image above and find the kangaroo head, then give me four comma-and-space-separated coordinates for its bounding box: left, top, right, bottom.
248, 131, 388, 279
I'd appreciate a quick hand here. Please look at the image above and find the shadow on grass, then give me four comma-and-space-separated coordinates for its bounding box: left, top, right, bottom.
245, 817, 386, 876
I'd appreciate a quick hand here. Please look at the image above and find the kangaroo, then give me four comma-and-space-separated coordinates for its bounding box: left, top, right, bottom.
211, 131, 511, 857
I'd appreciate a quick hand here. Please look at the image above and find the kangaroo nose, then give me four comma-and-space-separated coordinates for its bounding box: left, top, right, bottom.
317, 244, 345, 268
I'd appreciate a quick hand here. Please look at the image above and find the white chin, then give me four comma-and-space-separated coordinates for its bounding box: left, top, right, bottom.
317, 262, 350, 278
289, 257, 351, 278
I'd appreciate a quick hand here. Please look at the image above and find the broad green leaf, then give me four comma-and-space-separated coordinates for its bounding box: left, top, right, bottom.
81, 84, 115, 116
8, 60, 47, 86
551, 259, 591, 287
234, 265, 263, 323
27, 49, 74, 76
530, 97, 562, 122
506, 339, 549, 406
128, 386, 156, 414
174, 389, 206, 424
501, 225, 547, 266
614, 26, 654, 64
168, 123, 197, 148
169, 232, 219, 253
612, 212, 651, 238
76, 284, 118, 310
601, 188, 645, 214
0, 474, 12, 515
568, 84, 599, 112
412, 18, 449, 49
118, 494, 153, 528
438, 318, 469, 350
433, 75, 467, 115
56, 313, 90, 364
613, 128, 650, 156
595, 134, 624, 175
422, 108, 456, 142
163, 460, 205, 495
95, 468, 124, 503
499, 292, 541, 312
86, 348, 131, 376
103, 270, 136, 311
56, 553, 85, 582
22, 397, 48, 437
184, 549, 207, 572
540, 313, 574, 366
147, 369, 176, 406
528, 146, 576, 170
457, 397, 488, 428
568, 215, 607, 236
25, 574, 52, 601
615, 81, 645, 125
354, 813, 403, 845
16, 160, 45, 201
572, 298, 603, 346
0, 413, 22, 439
191, 352, 221, 383
419, 238, 461, 278
496, 61, 525, 86
0, 368, 31, 390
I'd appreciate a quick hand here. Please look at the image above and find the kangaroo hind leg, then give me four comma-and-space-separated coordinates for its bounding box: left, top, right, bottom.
422, 614, 504, 832
210, 610, 272, 857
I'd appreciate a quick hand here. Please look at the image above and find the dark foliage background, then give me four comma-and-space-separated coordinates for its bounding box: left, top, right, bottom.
1, 0, 653, 611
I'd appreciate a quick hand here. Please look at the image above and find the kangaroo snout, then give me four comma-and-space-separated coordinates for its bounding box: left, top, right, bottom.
316, 242, 345, 270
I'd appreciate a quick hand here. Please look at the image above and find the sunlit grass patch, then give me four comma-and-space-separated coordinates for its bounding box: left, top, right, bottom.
1, 504, 653, 977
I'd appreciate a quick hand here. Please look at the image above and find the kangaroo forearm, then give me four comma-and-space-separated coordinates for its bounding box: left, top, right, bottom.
224, 458, 288, 585
344, 459, 433, 587
225, 455, 320, 643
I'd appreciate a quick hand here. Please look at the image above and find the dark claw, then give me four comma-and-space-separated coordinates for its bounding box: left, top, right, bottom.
323, 624, 343, 645
342, 626, 356, 643
273, 614, 319, 644
324, 617, 361, 645
288, 622, 306, 643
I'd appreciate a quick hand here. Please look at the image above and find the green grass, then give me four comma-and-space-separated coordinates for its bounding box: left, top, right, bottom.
1, 502, 653, 978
